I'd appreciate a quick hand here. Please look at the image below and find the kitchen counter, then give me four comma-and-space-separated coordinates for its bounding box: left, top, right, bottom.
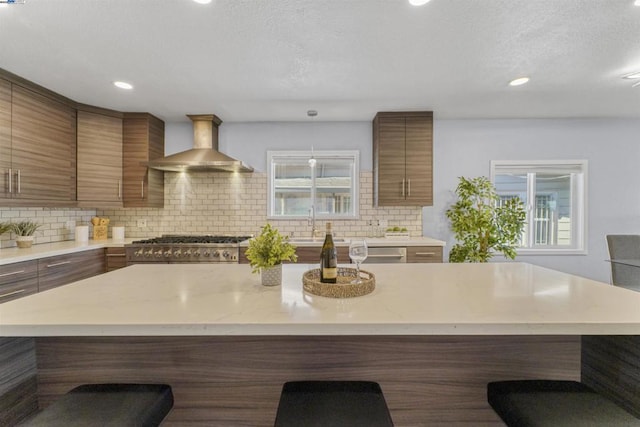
0, 238, 133, 265
6, 262, 639, 425
2, 262, 639, 337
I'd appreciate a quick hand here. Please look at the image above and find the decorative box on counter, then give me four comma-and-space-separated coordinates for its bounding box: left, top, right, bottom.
92, 217, 109, 240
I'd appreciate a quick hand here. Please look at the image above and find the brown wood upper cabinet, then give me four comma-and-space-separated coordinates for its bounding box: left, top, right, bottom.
77, 107, 124, 207
373, 111, 433, 206
0, 79, 76, 204
123, 113, 165, 208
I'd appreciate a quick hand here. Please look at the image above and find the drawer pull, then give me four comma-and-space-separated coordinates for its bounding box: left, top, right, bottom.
46, 261, 72, 268
0, 270, 26, 278
106, 254, 126, 257
415, 252, 436, 256
0, 289, 26, 299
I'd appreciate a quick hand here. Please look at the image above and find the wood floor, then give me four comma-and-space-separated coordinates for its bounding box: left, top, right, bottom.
35, 335, 580, 426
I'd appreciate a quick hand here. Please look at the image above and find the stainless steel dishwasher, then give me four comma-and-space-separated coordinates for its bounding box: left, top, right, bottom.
362, 247, 407, 263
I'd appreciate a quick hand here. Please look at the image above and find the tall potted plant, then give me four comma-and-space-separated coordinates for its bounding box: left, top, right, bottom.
9, 220, 43, 248
245, 224, 297, 286
445, 176, 526, 263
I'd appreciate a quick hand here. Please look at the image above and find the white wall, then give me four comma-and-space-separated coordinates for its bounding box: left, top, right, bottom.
165, 118, 640, 283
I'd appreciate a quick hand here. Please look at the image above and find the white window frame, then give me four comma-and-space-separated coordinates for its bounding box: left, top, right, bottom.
490, 160, 588, 255
267, 150, 360, 220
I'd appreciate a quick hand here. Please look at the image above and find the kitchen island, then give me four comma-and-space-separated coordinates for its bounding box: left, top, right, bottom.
1, 263, 640, 425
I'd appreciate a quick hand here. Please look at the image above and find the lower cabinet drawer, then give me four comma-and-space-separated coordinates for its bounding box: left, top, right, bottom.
38, 249, 106, 292
0, 260, 38, 303
105, 247, 127, 271
407, 246, 443, 263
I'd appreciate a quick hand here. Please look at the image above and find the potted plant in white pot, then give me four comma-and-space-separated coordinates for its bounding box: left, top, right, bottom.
245, 224, 297, 286
9, 220, 42, 248
445, 176, 526, 263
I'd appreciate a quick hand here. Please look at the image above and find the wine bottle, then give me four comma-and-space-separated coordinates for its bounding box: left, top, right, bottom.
320, 222, 338, 283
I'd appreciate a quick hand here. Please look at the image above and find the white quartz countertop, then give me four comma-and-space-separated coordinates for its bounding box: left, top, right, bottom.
0, 239, 133, 265
1, 262, 640, 337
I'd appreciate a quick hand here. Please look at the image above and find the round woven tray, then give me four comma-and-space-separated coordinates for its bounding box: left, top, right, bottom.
302, 267, 375, 298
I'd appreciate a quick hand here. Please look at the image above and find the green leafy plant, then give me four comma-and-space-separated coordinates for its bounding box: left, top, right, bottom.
245, 224, 297, 273
9, 220, 42, 236
445, 176, 526, 263
0, 222, 11, 235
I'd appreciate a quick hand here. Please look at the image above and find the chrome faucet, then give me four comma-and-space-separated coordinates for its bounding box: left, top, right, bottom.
308, 205, 317, 238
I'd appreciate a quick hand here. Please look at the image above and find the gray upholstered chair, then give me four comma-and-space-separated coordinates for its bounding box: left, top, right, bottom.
488, 380, 640, 426
19, 383, 173, 427
606, 234, 640, 291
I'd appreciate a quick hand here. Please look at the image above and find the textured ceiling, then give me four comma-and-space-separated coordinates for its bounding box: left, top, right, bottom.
1, 0, 639, 122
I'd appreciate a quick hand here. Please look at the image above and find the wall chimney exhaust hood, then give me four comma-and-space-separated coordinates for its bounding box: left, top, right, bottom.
146, 114, 253, 173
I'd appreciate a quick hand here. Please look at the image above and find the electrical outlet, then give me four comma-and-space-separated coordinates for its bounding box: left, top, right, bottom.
65, 220, 76, 229
137, 219, 147, 228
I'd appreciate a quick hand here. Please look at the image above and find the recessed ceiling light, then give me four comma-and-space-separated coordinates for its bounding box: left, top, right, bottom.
509, 77, 530, 86
408, 0, 431, 5
635, 0, 640, 6
113, 81, 133, 90
192, 0, 212, 4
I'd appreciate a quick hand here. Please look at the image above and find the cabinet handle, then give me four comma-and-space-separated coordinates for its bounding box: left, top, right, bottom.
7, 168, 11, 193
141, 180, 144, 199
401, 178, 405, 197
118, 180, 122, 199
367, 254, 405, 258
106, 253, 126, 257
16, 169, 21, 194
0, 269, 26, 278
46, 261, 71, 268
407, 179, 411, 196
414, 252, 436, 256
0, 289, 26, 299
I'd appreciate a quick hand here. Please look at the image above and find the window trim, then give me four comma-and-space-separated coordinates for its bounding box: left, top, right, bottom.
267, 150, 360, 220
490, 159, 588, 256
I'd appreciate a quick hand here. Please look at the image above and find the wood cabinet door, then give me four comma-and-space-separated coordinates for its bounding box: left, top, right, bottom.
123, 114, 164, 208
77, 110, 123, 204
375, 116, 407, 206
0, 79, 10, 198
38, 249, 105, 292
10, 85, 76, 202
404, 115, 433, 205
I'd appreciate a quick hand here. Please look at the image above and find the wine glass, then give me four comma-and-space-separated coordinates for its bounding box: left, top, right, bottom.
349, 240, 368, 284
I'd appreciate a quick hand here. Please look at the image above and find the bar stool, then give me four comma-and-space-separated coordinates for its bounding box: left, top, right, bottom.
274, 381, 393, 427
19, 383, 174, 427
488, 380, 640, 426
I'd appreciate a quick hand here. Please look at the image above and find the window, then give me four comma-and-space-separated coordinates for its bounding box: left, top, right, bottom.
268, 151, 359, 219
491, 160, 587, 254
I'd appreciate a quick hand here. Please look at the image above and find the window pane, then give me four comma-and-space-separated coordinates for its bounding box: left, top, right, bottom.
315, 158, 353, 215
495, 173, 528, 247
274, 162, 312, 216
534, 172, 571, 247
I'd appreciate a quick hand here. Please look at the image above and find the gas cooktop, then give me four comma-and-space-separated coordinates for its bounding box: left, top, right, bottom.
131, 235, 252, 245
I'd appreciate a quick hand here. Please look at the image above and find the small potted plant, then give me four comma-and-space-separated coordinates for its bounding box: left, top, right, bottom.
245, 224, 297, 286
9, 220, 42, 248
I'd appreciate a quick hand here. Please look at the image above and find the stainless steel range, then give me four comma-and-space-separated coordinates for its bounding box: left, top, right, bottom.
125, 235, 251, 264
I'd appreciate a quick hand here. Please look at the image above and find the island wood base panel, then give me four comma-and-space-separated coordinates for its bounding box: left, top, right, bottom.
35, 336, 580, 426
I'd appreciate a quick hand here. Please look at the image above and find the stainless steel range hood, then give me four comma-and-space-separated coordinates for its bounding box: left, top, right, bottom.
146, 114, 253, 173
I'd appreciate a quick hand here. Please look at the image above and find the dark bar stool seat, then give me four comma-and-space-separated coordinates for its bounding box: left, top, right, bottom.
274, 381, 393, 427
488, 380, 640, 427
19, 383, 174, 427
